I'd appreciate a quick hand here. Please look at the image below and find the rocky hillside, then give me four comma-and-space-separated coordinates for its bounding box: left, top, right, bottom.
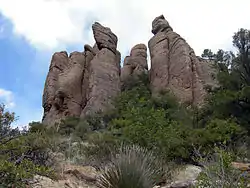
42, 15, 218, 125
2, 11, 250, 187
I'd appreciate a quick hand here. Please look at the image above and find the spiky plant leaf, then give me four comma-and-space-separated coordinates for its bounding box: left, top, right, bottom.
98, 144, 164, 188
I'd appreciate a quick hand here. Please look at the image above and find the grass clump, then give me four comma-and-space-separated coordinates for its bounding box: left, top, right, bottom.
97, 144, 165, 188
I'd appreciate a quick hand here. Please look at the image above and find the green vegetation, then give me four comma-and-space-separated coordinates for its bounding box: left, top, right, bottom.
97, 144, 164, 188
196, 147, 250, 187
69, 72, 243, 163
199, 29, 250, 135
0, 104, 55, 187
1, 28, 250, 187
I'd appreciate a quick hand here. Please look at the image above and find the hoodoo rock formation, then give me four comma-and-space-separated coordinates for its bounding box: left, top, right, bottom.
42, 22, 121, 125
149, 15, 218, 106
80, 22, 121, 118
121, 44, 148, 84
42, 15, 218, 125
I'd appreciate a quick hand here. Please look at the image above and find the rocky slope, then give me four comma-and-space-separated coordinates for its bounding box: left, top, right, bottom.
42, 15, 218, 125
31, 162, 250, 188
31, 163, 202, 188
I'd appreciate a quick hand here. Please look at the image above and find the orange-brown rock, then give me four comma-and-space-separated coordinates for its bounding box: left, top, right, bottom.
80, 22, 121, 117
149, 15, 218, 106
121, 44, 148, 84
42, 51, 70, 125
42, 22, 120, 125
42, 16, 219, 126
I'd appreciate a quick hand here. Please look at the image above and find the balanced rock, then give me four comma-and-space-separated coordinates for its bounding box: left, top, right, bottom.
149, 15, 218, 106
92, 22, 118, 54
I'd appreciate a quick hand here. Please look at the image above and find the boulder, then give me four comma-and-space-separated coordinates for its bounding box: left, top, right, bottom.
55, 52, 85, 116
31, 165, 98, 188
154, 165, 202, 188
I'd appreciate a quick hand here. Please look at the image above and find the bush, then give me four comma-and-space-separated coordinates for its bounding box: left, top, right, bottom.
190, 119, 247, 155
81, 131, 120, 167
0, 158, 54, 188
58, 117, 79, 136
97, 144, 165, 188
0, 130, 56, 187
195, 147, 250, 188
106, 74, 246, 162
29, 121, 47, 133
49, 73, 246, 164
109, 74, 194, 161
0, 104, 56, 187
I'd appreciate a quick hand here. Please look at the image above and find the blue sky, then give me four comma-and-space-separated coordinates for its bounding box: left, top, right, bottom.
0, 0, 250, 127
0, 14, 44, 126
0, 13, 93, 127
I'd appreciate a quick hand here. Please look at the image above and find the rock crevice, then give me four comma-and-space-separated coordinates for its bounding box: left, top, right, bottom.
148, 15, 218, 106
42, 22, 121, 125
42, 15, 218, 125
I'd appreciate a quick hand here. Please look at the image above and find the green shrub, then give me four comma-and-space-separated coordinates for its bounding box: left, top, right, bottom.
81, 131, 120, 167
97, 144, 165, 188
101, 74, 246, 162
58, 117, 79, 136
0, 158, 54, 188
190, 119, 246, 154
0, 104, 56, 187
196, 147, 250, 188
29, 121, 46, 133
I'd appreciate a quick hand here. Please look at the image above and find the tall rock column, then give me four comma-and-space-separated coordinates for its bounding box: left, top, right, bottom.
80, 22, 121, 117
42, 48, 97, 125
121, 43, 148, 84
148, 15, 218, 106
42, 51, 69, 125
42, 22, 121, 125
42, 51, 88, 125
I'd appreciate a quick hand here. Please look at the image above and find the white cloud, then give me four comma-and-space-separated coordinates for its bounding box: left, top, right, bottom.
0, 0, 250, 56
0, 88, 15, 108
12, 110, 43, 130
1, 0, 250, 126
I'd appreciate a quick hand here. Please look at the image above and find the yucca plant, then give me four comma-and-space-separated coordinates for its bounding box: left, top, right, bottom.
97, 144, 164, 188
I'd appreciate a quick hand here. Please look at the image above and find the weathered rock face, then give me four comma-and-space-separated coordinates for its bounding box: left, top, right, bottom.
149, 15, 218, 106
80, 23, 121, 117
121, 44, 148, 84
42, 51, 91, 125
42, 51, 71, 126
193, 57, 219, 105
42, 22, 120, 125
92, 22, 118, 54
42, 16, 219, 125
